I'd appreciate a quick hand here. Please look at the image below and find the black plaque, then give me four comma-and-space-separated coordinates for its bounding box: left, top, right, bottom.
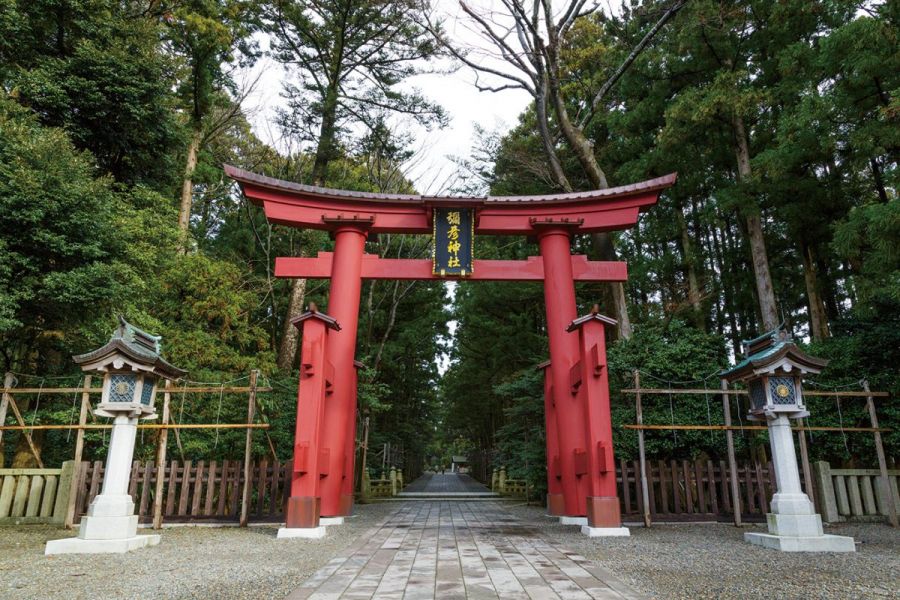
432, 207, 474, 276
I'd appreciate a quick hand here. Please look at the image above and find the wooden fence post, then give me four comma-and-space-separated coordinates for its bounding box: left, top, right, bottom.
239, 370, 259, 527
358, 416, 370, 502
634, 370, 651, 527
152, 380, 171, 529
64, 376, 91, 529
0, 373, 12, 468
864, 380, 898, 528
721, 379, 742, 526
796, 418, 815, 510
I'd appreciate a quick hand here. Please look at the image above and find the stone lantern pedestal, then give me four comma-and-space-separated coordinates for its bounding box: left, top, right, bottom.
46, 415, 159, 554
722, 327, 855, 552
745, 415, 854, 552
45, 317, 185, 555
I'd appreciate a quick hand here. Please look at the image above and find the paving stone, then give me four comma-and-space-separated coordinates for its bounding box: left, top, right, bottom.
288, 474, 644, 599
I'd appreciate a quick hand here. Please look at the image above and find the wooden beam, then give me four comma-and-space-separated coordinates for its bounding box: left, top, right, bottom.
634, 371, 651, 528
721, 379, 742, 526
64, 376, 91, 529
152, 380, 171, 530
275, 253, 628, 282
620, 388, 889, 397
621, 424, 891, 433
1, 386, 272, 394
0, 424, 271, 431
0, 373, 11, 465
240, 370, 258, 527
865, 380, 898, 528
5, 393, 43, 468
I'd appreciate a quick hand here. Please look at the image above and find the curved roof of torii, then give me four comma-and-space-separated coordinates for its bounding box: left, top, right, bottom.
225, 164, 676, 236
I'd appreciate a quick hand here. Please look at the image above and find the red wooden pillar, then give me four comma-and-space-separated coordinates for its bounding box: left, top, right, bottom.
539, 361, 564, 515
568, 308, 622, 529
340, 361, 364, 506
284, 310, 339, 529
320, 224, 368, 517
538, 225, 589, 516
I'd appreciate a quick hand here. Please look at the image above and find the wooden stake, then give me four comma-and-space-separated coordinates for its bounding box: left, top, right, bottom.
152, 380, 171, 529
359, 416, 370, 502
64, 376, 91, 529
239, 370, 258, 527
796, 418, 815, 510
864, 380, 898, 528
634, 371, 651, 528
722, 379, 741, 526
0, 373, 11, 467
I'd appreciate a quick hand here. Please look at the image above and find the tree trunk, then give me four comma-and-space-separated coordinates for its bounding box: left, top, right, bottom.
676, 204, 704, 328
545, 63, 630, 338
276, 276, 307, 372
535, 81, 573, 192
801, 241, 830, 341
732, 113, 779, 331
178, 126, 202, 249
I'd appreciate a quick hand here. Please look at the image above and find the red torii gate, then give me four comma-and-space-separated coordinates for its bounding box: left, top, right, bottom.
226, 165, 675, 536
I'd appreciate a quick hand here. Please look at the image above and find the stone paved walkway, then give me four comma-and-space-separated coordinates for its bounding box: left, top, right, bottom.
286, 500, 643, 600
400, 473, 495, 495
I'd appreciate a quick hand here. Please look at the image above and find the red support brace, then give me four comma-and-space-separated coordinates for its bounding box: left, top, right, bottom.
568, 311, 622, 528
284, 311, 338, 529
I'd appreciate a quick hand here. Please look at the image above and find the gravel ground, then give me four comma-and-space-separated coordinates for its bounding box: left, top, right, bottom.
0, 502, 396, 600
505, 502, 900, 600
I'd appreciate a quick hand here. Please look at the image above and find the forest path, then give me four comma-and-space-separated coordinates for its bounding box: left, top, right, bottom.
286, 500, 643, 599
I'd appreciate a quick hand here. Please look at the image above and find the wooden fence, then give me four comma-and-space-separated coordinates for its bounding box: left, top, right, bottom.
0, 463, 73, 524
73, 459, 293, 524
814, 462, 900, 523
617, 458, 778, 521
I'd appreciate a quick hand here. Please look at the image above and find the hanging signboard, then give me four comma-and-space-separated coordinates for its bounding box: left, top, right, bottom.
432, 207, 474, 276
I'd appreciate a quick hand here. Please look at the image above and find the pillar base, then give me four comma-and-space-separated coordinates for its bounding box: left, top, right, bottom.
581, 525, 630, 538
285, 496, 320, 528
547, 494, 566, 516
767, 512, 823, 537
338, 493, 354, 516
586, 496, 622, 528
559, 516, 588, 526
277, 526, 327, 539
319, 516, 344, 526
744, 532, 855, 552
45, 534, 159, 555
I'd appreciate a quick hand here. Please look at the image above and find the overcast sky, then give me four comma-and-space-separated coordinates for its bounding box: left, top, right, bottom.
240, 3, 534, 194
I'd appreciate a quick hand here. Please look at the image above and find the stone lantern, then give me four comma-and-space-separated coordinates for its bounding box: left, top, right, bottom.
45, 317, 185, 555
722, 327, 855, 552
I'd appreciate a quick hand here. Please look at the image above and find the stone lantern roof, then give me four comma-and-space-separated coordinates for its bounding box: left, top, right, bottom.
72, 316, 186, 379
721, 327, 827, 383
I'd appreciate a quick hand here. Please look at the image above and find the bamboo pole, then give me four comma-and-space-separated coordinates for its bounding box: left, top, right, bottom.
722, 379, 742, 526
64, 376, 91, 529
796, 418, 815, 510
152, 380, 172, 529
634, 371, 651, 527
864, 380, 898, 528
239, 370, 258, 527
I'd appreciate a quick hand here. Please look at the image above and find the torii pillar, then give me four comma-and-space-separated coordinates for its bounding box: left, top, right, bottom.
319, 222, 369, 518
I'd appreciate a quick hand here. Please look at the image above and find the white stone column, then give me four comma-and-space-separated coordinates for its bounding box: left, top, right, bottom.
768, 415, 813, 515
743, 414, 855, 552
45, 414, 159, 554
